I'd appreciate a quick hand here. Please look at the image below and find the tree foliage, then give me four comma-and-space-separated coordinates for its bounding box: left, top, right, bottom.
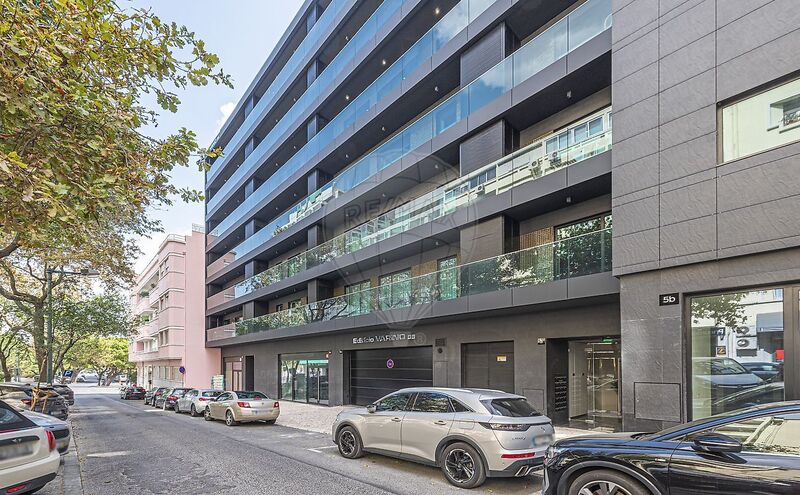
63, 336, 132, 385
0, 0, 231, 278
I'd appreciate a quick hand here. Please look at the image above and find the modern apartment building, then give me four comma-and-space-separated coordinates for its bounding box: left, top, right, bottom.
204, 0, 800, 431
130, 227, 220, 389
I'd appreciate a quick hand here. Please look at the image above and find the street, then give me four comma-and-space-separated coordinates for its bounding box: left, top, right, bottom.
46, 385, 542, 495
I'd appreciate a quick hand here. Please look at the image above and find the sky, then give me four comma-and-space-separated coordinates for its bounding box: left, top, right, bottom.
128, 0, 304, 272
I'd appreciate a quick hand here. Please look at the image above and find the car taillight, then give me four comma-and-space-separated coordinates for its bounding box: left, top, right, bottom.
274, 402, 280, 408
237, 401, 250, 408
199, 397, 211, 401
168, 395, 177, 401
480, 422, 531, 431
501, 452, 536, 459
46, 430, 56, 451
21, 399, 31, 405
7, 484, 29, 494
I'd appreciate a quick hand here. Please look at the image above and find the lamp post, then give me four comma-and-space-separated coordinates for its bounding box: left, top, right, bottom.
45, 267, 99, 384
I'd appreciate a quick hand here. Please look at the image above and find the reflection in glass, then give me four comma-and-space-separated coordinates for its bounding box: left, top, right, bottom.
691, 290, 784, 419
280, 353, 329, 404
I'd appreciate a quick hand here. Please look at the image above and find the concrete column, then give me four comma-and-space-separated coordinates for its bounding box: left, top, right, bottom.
459, 215, 518, 263
307, 224, 324, 248
244, 177, 262, 199
306, 59, 325, 88
307, 279, 333, 304
242, 300, 269, 320
306, 168, 331, 193
306, 114, 328, 141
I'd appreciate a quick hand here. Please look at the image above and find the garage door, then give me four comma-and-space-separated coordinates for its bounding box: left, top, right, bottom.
349, 346, 433, 405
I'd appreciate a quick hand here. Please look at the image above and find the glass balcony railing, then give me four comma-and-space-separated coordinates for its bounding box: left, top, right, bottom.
209, 108, 612, 304
207, 0, 349, 183
208, 0, 498, 226
206, 227, 613, 340
208, 0, 612, 270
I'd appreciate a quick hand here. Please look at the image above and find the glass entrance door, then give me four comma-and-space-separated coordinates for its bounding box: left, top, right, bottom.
307, 362, 329, 405
568, 339, 621, 431
280, 353, 329, 404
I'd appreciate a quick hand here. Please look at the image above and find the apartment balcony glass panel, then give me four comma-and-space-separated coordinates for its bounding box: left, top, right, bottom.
216, 108, 611, 302
207, 0, 349, 183
209, 0, 612, 271
208, 0, 499, 227
206, 227, 612, 341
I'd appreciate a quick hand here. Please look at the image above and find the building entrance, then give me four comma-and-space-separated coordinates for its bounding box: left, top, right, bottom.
568, 339, 622, 431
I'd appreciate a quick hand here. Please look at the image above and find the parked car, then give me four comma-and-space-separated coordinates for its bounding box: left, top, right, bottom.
0, 399, 61, 495
203, 391, 280, 426
741, 361, 784, 383
75, 370, 99, 383
542, 401, 800, 495
160, 388, 193, 411
0, 383, 69, 420
20, 410, 71, 455
176, 389, 224, 417
333, 387, 554, 488
145, 387, 169, 406
119, 385, 146, 400
51, 384, 74, 405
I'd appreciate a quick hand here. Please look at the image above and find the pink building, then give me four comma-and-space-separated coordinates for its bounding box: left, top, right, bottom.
129, 226, 220, 389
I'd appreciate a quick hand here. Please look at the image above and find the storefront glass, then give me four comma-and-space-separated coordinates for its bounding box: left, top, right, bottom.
690, 289, 785, 419
280, 353, 330, 404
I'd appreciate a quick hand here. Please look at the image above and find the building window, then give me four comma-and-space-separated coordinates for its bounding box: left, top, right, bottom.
554, 214, 612, 278
288, 299, 302, 309
437, 257, 458, 300
379, 270, 411, 310
158, 258, 168, 278
275, 303, 284, 312
721, 77, 800, 162
690, 289, 784, 420
345, 281, 371, 316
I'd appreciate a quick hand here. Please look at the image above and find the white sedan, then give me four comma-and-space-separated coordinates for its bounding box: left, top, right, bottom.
0, 400, 60, 495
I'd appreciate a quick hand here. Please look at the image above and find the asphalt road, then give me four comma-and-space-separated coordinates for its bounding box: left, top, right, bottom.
61, 389, 543, 495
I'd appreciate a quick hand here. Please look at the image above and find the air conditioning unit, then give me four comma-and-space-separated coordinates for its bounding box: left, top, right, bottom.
736, 336, 757, 350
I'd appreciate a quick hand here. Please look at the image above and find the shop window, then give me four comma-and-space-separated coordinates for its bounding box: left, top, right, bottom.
345, 281, 371, 316
721, 77, 800, 162
379, 270, 411, 310
690, 289, 784, 419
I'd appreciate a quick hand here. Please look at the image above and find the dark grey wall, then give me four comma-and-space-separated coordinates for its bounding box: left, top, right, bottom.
611, 0, 800, 430
220, 301, 621, 411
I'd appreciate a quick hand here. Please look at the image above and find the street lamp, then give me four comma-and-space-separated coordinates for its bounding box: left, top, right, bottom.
46, 267, 100, 384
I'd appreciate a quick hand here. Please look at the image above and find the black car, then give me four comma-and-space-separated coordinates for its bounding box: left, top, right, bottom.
119, 385, 146, 400
543, 401, 800, 495
52, 383, 75, 405
0, 383, 69, 420
145, 387, 168, 406
157, 387, 192, 410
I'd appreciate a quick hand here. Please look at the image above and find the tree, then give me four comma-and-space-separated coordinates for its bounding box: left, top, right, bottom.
0, 0, 232, 278
0, 299, 28, 380
63, 336, 133, 386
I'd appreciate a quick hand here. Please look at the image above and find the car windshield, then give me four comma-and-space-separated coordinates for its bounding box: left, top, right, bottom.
236, 391, 268, 399
692, 358, 749, 375
482, 398, 541, 417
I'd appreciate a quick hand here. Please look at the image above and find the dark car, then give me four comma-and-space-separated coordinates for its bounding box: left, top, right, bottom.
0, 383, 69, 420
157, 388, 193, 410
119, 385, 146, 400
543, 401, 800, 495
20, 410, 71, 455
52, 384, 75, 405
145, 387, 168, 406
741, 361, 784, 383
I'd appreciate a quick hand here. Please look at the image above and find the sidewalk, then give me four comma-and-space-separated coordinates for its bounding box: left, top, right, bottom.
275, 400, 595, 440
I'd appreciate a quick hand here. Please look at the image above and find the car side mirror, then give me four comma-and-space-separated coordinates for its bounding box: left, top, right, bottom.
692, 433, 742, 454
366, 404, 377, 414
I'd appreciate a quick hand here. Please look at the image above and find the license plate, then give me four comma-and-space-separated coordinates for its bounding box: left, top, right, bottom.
0, 442, 35, 461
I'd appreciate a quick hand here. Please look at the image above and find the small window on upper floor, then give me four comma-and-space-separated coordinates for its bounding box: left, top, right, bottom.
721, 77, 800, 162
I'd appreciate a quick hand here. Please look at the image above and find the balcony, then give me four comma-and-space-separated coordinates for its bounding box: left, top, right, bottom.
208, 108, 612, 309
207, 0, 499, 224
207, 226, 613, 341
207, 0, 613, 275
207, 287, 235, 309
207, 0, 352, 184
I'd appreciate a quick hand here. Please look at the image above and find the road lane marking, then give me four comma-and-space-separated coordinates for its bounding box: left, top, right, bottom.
86, 451, 130, 458
306, 445, 338, 453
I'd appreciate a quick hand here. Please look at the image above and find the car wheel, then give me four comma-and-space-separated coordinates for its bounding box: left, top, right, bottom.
336, 426, 363, 459
225, 410, 238, 426
264, 419, 276, 425
204, 408, 213, 421
174, 403, 181, 413
568, 469, 648, 495
190, 404, 199, 417
441, 442, 486, 489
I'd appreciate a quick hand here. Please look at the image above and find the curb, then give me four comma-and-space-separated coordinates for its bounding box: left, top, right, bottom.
61, 432, 84, 495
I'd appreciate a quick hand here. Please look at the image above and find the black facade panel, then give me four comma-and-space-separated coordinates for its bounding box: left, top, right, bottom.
459, 120, 505, 176
349, 346, 433, 405
460, 23, 506, 86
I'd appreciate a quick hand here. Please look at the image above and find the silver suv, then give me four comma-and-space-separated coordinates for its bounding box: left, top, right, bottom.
332, 387, 554, 488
